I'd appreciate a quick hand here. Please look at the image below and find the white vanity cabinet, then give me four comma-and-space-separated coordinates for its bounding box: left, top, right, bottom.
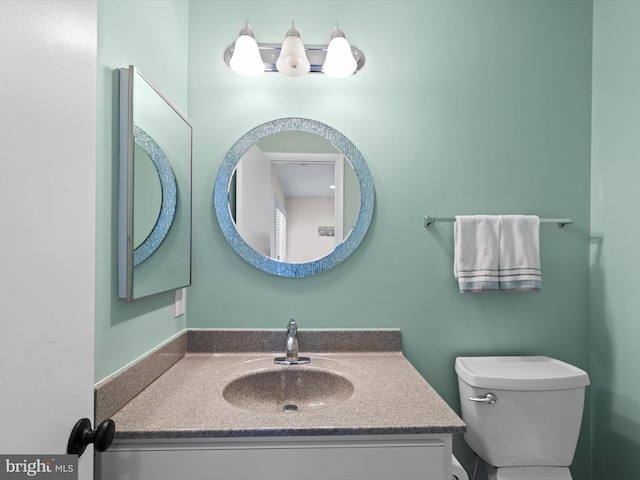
97, 434, 452, 480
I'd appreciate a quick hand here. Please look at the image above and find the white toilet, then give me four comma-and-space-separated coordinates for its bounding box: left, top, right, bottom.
455, 356, 589, 480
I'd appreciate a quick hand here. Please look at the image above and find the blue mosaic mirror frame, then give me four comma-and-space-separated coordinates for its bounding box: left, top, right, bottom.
214, 117, 375, 277
132, 125, 177, 267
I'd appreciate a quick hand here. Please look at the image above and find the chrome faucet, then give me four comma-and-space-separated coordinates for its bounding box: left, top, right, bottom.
274, 319, 310, 365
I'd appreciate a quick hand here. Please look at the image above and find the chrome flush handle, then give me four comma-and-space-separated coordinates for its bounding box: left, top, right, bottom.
468, 393, 497, 404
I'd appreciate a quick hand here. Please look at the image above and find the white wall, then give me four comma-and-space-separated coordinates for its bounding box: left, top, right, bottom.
287, 197, 335, 263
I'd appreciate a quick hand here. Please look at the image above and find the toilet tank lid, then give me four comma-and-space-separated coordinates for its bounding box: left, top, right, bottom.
455, 356, 590, 390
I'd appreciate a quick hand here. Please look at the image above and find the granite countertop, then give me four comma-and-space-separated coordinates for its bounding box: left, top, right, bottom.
109, 334, 466, 440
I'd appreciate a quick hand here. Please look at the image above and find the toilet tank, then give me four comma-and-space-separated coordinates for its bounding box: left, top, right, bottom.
455, 356, 589, 468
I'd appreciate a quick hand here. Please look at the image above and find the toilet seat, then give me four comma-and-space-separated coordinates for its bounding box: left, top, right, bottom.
486, 466, 573, 480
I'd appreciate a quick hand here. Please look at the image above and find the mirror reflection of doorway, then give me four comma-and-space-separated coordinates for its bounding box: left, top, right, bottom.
230, 135, 360, 264
270, 157, 341, 263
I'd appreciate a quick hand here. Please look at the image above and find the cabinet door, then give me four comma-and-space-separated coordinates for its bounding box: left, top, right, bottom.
98, 440, 446, 480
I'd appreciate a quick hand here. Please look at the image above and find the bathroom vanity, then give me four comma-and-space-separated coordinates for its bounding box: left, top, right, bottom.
95, 329, 465, 480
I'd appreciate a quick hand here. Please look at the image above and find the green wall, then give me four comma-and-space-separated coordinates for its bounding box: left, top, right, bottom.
93, 1, 597, 477
187, 1, 592, 478
95, 0, 189, 382
591, 1, 640, 477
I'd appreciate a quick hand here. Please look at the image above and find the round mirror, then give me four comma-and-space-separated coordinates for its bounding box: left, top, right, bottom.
214, 118, 374, 277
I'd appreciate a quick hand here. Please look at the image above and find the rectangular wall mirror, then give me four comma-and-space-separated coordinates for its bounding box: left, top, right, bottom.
118, 66, 192, 301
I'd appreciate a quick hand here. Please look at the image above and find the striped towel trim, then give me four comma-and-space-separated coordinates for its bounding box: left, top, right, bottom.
500, 279, 541, 292
456, 268, 500, 293
499, 267, 541, 291
459, 281, 500, 293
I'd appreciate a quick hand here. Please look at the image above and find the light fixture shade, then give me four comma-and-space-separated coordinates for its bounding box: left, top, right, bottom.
323, 36, 357, 78
276, 23, 310, 77
229, 33, 264, 77
323, 24, 357, 79
229, 21, 263, 77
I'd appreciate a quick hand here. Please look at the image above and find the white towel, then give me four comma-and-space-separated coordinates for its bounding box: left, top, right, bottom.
499, 215, 541, 291
454, 215, 501, 293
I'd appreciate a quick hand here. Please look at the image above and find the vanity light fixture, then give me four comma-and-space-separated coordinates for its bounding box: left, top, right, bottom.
223, 20, 365, 78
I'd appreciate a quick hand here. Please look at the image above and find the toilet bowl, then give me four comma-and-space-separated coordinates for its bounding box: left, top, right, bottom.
455, 356, 589, 480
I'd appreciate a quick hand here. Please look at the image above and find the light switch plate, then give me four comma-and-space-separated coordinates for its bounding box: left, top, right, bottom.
174, 288, 185, 317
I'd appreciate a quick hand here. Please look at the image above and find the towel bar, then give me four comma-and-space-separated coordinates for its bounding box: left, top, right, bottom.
423, 216, 573, 228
